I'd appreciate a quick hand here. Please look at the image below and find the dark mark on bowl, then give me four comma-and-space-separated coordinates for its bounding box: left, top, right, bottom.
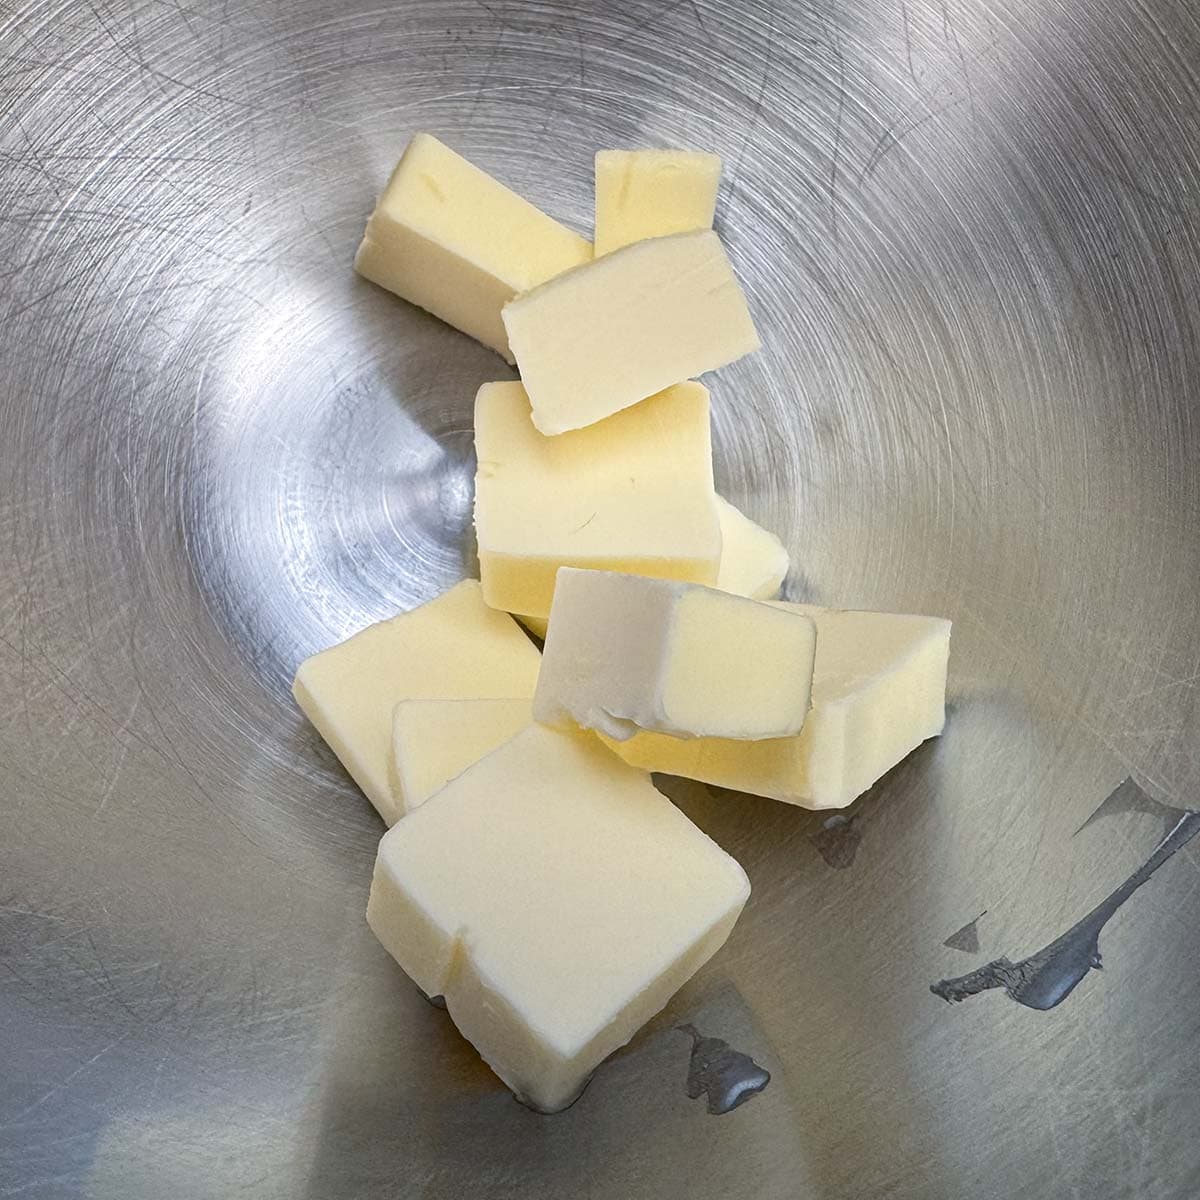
943, 911, 987, 954
678, 1023, 771, 1114
807, 812, 862, 869
1074, 775, 1190, 840
932, 788, 1200, 1010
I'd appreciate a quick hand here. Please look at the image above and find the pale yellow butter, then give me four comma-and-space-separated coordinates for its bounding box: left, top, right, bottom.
501, 229, 760, 434
715, 496, 790, 600
594, 149, 721, 256
390, 698, 532, 816
355, 133, 591, 361
603, 605, 951, 809
367, 723, 749, 1113
517, 495, 789, 641
474, 380, 721, 619
534, 569, 816, 742
292, 581, 541, 825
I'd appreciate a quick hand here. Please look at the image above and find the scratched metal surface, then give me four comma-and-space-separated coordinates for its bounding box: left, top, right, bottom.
2, 0, 1199, 1195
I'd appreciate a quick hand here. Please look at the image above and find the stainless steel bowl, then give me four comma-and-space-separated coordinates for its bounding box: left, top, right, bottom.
2, 1, 1198, 1196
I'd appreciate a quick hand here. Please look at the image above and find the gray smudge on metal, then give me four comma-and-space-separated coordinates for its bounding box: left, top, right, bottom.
1074, 776, 1190, 840
933, 808, 1200, 1010
807, 813, 863, 869
678, 1024, 771, 1115
943, 912, 986, 954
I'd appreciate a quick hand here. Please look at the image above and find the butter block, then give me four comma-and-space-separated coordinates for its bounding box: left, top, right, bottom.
293, 581, 541, 825
534, 569, 817, 742
594, 149, 721, 256
715, 496, 790, 600
367, 724, 750, 1112
604, 605, 951, 809
390, 698, 532, 816
474, 380, 721, 619
355, 133, 591, 361
516, 495, 789, 639
502, 230, 760, 434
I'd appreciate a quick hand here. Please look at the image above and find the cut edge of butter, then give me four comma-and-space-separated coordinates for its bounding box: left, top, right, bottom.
714, 496, 790, 600
601, 605, 951, 809
366, 723, 750, 1111
594, 148, 722, 257
389, 697, 533, 816
502, 229, 760, 435
356, 133, 592, 360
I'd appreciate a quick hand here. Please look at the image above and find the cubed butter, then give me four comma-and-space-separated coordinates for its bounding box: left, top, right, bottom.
603, 605, 951, 809
390, 698, 532, 816
594, 149, 721, 256
474, 380, 721, 619
502, 230, 760, 434
355, 133, 591, 361
516, 495, 790, 639
293, 581, 541, 825
715, 496, 790, 600
534, 569, 817, 742
367, 723, 750, 1113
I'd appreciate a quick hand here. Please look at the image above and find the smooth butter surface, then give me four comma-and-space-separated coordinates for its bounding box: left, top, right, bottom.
355, 133, 591, 360
292, 580, 541, 826
474, 380, 720, 619
714, 496, 789, 600
515, 495, 789, 640
603, 604, 951, 809
594, 149, 721, 256
502, 230, 760, 434
390, 697, 532, 816
534, 569, 816, 741
367, 724, 749, 1113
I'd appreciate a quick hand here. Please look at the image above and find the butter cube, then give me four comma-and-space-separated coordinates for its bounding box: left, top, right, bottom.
474, 380, 721, 619
367, 724, 750, 1112
603, 605, 951, 809
501, 230, 760, 434
293, 581, 541, 825
355, 133, 591, 361
389, 698, 532, 816
715, 496, 790, 600
594, 149, 721, 256
534, 569, 817, 742
515, 495, 789, 640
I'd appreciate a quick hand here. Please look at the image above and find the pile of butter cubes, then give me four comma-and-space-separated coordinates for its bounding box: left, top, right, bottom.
294, 135, 952, 1113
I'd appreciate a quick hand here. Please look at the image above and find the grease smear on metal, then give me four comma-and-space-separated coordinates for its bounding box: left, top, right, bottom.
678, 1024, 770, 1114
933, 780, 1200, 1010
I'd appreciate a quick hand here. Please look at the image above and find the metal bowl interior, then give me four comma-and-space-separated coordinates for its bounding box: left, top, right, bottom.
2, 1, 1199, 1197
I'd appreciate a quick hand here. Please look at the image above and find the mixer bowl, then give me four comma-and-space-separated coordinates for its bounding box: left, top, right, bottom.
2, 1, 1198, 1196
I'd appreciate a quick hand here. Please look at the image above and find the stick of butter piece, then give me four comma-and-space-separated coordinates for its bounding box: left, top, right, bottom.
474, 379, 721, 619
366, 723, 750, 1113
390, 698, 532, 816
534, 569, 817, 742
715, 496, 790, 600
354, 133, 591, 362
293, 580, 541, 825
602, 605, 951, 808
515, 495, 790, 640
594, 149, 722, 256
501, 229, 760, 434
